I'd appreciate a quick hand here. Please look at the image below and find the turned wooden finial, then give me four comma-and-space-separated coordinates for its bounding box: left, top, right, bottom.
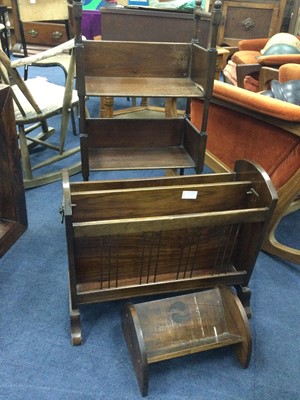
210, 0, 223, 48
192, 0, 203, 44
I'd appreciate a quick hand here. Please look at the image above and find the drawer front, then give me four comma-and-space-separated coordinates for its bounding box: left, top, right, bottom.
23, 22, 68, 46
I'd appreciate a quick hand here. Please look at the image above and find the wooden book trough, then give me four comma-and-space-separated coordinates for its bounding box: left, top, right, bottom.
62, 160, 277, 345
123, 286, 251, 396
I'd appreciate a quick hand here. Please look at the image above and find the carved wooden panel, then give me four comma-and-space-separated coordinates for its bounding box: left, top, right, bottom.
218, 0, 287, 46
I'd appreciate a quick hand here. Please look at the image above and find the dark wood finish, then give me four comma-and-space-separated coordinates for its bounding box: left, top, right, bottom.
123, 286, 252, 396
82, 117, 206, 172
101, 7, 227, 117
76, 39, 215, 178
218, 0, 287, 47
62, 160, 277, 345
73, 0, 221, 179
78, 40, 213, 97
0, 84, 27, 257
101, 7, 211, 48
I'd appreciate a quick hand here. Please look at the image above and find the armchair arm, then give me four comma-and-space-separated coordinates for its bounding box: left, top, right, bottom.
257, 53, 300, 66
213, 80, 300, 123
11, 39, 75, 69
238, 38, 269, 52
278, 63, 300, 82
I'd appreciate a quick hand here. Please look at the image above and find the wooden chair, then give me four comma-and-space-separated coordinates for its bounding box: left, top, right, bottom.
228, 36, 300, 91
12, 0, 72, 76
0, 39, 80, 189
13, 0, 77, 135
190, 66, 300, 264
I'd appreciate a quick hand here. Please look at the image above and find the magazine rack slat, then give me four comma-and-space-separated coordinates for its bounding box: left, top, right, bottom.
62, 160, 277, 345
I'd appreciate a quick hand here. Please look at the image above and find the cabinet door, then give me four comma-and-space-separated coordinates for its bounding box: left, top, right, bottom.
218, 0, 287, 46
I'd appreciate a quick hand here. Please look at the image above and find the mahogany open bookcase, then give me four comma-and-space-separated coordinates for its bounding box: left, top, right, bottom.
73, 0, 222, 180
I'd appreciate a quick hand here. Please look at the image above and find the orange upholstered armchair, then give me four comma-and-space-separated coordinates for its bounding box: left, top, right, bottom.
190, 63, 300, 264
224, 34, 300, 91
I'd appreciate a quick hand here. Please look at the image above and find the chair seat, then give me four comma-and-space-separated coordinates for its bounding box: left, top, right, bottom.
12, 77, 78, 123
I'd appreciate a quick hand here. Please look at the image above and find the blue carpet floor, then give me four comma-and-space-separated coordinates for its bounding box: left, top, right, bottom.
0, 63, 299, 400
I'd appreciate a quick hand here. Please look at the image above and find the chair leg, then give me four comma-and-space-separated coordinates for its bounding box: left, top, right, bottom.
70, 107, 77, 136
258, 67, 279, 91
59, 107, 71, 154
236, 64, 261, 88
18, 125, 33, 181
262, 204, 300, 264
24, 65, 29, 81
262, 169, 300, 265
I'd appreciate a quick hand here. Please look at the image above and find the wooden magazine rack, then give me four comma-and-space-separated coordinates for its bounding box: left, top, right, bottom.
62, 160, 277, 345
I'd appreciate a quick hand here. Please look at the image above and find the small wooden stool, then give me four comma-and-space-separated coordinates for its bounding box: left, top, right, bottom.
122, 286, 252, 396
